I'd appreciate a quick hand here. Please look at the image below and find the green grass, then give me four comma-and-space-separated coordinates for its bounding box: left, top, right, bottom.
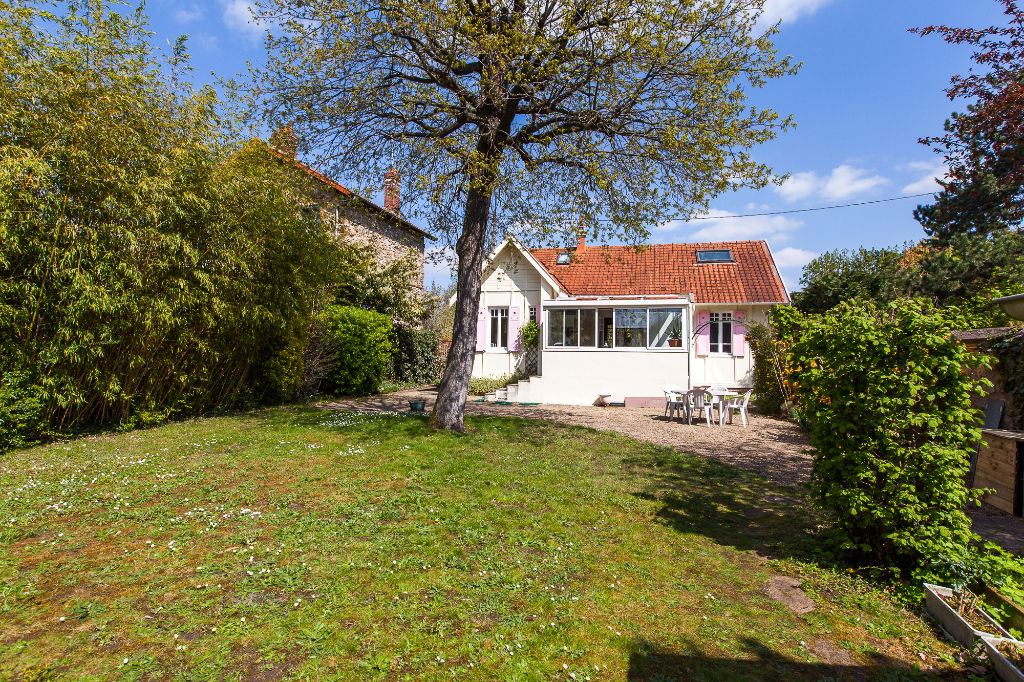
0, 408, 977, 680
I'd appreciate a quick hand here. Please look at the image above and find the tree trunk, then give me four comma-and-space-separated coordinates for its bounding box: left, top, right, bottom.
429, 184, 492, 432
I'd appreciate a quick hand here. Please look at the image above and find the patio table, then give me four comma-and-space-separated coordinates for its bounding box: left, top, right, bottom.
706, 388, 742, 426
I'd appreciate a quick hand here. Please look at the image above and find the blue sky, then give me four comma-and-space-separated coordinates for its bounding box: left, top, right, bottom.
145, 0, 1006, 291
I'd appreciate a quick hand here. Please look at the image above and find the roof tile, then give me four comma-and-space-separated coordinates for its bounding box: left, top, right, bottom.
529, 241, 789, 304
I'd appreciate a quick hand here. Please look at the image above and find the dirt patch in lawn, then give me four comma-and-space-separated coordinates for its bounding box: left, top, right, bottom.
319, 387, 813, 486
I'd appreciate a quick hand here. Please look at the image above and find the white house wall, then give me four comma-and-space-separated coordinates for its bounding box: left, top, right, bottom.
540, 349, 689, 405
472, 244, 544, 378
690, 305, 770, 389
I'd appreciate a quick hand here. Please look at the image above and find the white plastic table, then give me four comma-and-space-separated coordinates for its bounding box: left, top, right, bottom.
706, 388, 742, 426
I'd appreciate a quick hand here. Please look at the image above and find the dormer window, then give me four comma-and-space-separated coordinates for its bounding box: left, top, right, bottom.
696, 249, 733, 263
556, 253, 571, 265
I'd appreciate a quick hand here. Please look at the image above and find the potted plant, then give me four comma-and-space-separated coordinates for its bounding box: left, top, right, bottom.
668, 328, 682, 347
924, 583, 1013, 648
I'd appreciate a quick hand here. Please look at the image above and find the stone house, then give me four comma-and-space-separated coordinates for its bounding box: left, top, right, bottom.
266, 128, 433, 289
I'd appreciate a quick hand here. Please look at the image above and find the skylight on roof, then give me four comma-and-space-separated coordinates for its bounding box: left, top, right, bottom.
556, 253, 571, 265
696, 249, 733, 263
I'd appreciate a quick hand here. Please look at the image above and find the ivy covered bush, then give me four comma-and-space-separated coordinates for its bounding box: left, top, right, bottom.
319, 306, 394, 396
789, 299, 988, 581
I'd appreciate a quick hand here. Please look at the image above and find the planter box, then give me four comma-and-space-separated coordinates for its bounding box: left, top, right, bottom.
924, 583, 1012, 648
982, 636, 1024, 682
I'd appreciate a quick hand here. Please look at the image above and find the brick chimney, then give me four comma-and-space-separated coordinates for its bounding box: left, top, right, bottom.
575, 220, 586, 254
269, 125, 297, 159
384, 169, 401, 214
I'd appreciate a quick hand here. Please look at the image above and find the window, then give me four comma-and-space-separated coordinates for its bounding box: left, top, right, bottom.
648, 308, 685, 348
528, 307, 537, 323
614, 308, 647, 348
580, 309, 596, 347
489, 308, 508, 348
556, 253, 571, 265
547, 309, 578, 346
709, 312, 732, 354
696, 249, 733, 263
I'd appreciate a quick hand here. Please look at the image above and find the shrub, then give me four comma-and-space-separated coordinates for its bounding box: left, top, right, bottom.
319, 306, 394, 396
392, 325, 441, 385
0, 369, 47, 450
518, 321, 540, 348
789, 298, 987, 581
468, 374, 514, 396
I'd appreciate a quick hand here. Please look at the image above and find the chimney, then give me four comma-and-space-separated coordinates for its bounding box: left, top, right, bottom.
269, 125, 297, 159
575, 220, 586, 254
384, 168, 401, 214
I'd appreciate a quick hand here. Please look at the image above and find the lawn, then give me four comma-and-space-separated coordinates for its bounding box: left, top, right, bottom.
0, 408, 976, 680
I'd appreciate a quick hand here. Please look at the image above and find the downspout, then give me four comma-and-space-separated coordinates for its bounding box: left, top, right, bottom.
687, 293, 695, 390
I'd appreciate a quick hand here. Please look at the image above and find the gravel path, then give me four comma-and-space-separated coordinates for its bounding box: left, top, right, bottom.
318, 387, 1024, 553
318, 387, 813, 486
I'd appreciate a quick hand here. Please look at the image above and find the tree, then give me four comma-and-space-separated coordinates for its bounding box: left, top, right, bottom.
790, 247, 907, 315
911, 0, 1024, 243
254, 0, 796, 430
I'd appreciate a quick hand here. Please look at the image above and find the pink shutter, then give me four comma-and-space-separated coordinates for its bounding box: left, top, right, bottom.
732, 310, 747, 357
508, 306, 521, 351
696, 311, 710, 356
476, 308, 488, 351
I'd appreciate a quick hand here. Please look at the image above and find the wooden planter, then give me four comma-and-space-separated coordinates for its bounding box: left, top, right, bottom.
982, 636, 1024, 682
924, 583, 1012, 648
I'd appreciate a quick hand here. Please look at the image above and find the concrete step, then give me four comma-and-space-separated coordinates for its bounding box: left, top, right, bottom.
485, 392, 497, 402
505, 383, 518, 402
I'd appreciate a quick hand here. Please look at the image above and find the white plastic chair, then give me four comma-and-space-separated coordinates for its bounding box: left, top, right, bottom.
662, 384, 686, 420
724, 389, 754, 427
684, 389, 715, 426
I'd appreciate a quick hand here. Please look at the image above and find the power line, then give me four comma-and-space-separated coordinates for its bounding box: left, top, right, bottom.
682, 193, 934, 220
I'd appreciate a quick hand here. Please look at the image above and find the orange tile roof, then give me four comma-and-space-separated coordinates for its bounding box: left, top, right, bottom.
529, 240, 789, 304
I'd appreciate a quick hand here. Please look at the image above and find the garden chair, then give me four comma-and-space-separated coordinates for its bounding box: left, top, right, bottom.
724, 389, 754, 427
684, 389, 715, 426
662, 384, 686, 421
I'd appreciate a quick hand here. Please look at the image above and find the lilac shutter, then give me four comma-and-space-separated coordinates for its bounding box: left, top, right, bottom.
732, 310, 747, 357
476, 308, 488, 351
696, 311, 710, 356
508, 306, 521, 351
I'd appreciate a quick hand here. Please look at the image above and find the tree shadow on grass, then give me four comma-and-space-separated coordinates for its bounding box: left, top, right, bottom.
627, 637, 936, 682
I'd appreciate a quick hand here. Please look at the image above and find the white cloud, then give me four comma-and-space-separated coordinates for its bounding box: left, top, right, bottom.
174, 5, 204, 23
660, 210, 802, 243
221, 0, 271, 41
901, 160, 948, 194
771, 246, 817, 269
775, 164, 889, 202
775, 171, 819, 202
759, 0, 835, 27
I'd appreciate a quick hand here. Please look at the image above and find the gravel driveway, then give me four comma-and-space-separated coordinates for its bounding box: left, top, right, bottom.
318, 386, 813, 485
318, 387, 1024, 553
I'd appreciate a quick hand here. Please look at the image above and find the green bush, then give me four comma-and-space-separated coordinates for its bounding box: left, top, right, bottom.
0, 4, 340, 449
789, 298, 987, 581
468, 374, 514, 396
319, 306, 394, 396
518, 321, 540, 348
392, 325, 441, 385
0, 369, 47, 450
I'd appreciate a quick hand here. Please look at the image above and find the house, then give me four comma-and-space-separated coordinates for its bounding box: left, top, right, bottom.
265, 127, 434, 288
470, 236, 789, 406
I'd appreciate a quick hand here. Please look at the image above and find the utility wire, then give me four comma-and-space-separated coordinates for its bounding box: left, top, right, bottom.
596, 192, 934, 222
684, 193, 934, 220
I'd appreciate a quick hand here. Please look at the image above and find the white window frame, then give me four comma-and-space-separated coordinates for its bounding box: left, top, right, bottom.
489, 307, 509, 349
708, 311, 733, 354
543, 305, 688, 352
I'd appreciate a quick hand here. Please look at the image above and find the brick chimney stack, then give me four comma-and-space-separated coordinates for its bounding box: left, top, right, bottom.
269, 125, 297, 159
575, 220, 586, 253
384, 169, 401, 214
